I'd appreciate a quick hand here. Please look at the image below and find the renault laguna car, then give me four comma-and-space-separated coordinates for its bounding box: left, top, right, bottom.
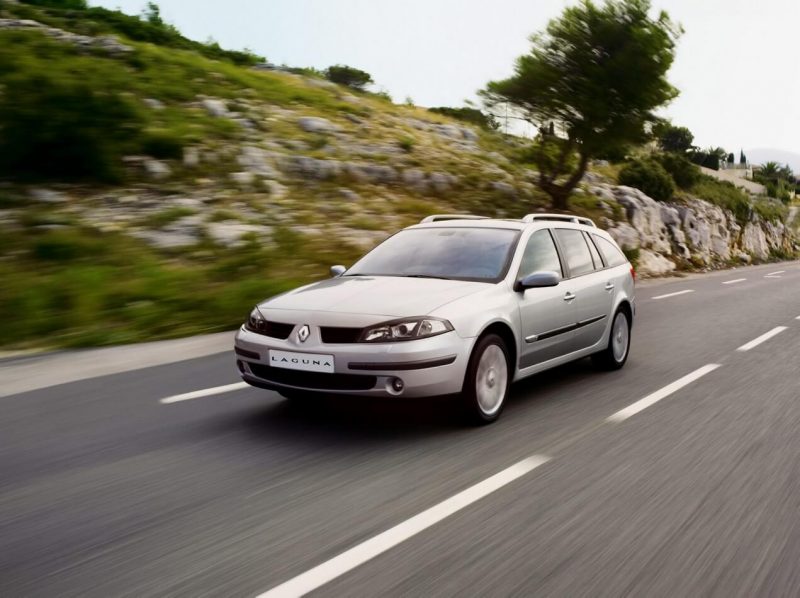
234, 213, 635, 423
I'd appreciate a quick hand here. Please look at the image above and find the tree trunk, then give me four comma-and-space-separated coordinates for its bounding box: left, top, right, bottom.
541, 152, 590, 211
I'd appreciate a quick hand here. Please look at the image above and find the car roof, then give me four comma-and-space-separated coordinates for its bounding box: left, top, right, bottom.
407, 215, 606, 235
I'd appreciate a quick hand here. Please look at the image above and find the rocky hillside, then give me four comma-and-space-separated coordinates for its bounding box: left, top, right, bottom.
0, 2, 797, 349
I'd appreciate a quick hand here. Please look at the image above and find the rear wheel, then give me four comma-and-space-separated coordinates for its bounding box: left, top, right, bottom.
592, 309, 630, 370
461, 334, 511, 425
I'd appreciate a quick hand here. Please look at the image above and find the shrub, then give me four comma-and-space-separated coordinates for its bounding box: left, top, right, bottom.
656, 152, 700, 189
752, 197, 788, 223
655, 123, 694, 153
21, 0, 87, 8
398, 136, 415, 153
325, 65, 373, 90
141, 130, 184, 160
689, 176, 751, 221
0, 71, 143, 182
618, 158, 675, 201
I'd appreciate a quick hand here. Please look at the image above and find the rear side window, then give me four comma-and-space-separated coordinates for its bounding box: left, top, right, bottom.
583, 232, 604, 269
518, 230, 563, 278
555, 228, 594, 277
593, 235, 628, 267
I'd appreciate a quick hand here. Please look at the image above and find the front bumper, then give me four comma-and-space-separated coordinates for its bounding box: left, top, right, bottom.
234, 326, 471, 398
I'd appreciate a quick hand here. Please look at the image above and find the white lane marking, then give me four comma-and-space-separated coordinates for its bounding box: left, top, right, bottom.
766, 270, 785, 276
651, 289, 694, 300
256, 455, 550, 598
159, 382, 249, 404
722, 278, 746, 285
607, 364, 721, 423
736, 327, 788, 352
796, 316, 800, 320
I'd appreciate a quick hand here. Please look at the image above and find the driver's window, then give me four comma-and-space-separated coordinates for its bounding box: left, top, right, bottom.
518, 230, 563, 278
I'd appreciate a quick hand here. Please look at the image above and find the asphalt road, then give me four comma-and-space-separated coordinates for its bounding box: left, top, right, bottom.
2, 260, 800, 597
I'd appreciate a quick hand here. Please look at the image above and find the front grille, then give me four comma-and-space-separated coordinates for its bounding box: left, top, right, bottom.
248, 320, 295, 339
320, 326, 362, 343
249, 363, 377, 391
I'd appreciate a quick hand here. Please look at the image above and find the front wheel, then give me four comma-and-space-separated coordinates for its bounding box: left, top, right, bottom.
461, 334, 511, 425
592, 309, 631, 370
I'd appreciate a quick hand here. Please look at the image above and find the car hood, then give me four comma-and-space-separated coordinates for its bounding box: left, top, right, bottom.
261, 276, 490, 317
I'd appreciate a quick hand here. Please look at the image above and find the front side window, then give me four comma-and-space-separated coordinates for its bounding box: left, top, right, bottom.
555, 228, 594, 277
518, 229, 563, 278
346, 227, 520, 282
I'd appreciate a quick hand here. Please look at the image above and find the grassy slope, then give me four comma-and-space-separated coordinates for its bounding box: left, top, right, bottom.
0, 2, 541, 350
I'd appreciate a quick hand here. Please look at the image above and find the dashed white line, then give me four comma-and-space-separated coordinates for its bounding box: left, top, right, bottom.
722, 278, 746, 285
159, 381, 249, 404
736, 327, 788, 352
766, 270, 785, 276
651, 289, 694, 300
256, 455, 550, 598
607, 364, 721, 423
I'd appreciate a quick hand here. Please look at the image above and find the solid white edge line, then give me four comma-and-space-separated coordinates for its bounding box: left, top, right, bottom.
651, 289, 694, 300
159, 381, 249, 404
607, 364, 721, 423
736, 326, 788, 352
256, 455, 551, 598
722, 278, 746, 285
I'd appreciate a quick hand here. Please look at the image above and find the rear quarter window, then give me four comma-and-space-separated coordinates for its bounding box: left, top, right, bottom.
593, 235, 628, 267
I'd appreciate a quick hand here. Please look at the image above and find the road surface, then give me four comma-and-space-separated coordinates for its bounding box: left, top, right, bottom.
2, 261, 800, 597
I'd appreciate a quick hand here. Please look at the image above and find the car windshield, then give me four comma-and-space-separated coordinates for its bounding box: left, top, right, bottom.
346, 227, 519, 282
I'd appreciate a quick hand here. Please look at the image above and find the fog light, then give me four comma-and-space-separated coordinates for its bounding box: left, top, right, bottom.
391, 377, 404, 392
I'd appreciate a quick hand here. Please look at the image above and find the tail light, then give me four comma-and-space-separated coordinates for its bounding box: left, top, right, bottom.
630, 266, 636, 283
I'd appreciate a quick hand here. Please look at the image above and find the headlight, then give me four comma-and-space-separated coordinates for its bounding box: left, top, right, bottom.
245, 307, 267, 333
359, 317, 453, 342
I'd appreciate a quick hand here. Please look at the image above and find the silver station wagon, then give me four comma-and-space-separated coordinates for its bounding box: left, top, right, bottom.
234, 214, 635, 423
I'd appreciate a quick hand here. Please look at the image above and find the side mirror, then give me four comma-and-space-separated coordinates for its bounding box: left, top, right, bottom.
514, 270, 561, 292
330, 264, 346, 277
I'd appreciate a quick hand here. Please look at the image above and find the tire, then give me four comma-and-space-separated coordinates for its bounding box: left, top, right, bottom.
592, 309, 631, 371
461, 333, 511, 425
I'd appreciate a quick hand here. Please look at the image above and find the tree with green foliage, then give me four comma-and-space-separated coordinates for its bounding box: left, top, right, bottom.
739, 149, 746, 165
656, 123, 694, 153
20, 0, 87, 9
727, 152, 734, 164
483, 0, 681, 209
324, 65, 373, 91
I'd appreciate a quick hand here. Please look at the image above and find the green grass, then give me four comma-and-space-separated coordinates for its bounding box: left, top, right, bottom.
0, 224, 367, 349
138, 206, 196, 229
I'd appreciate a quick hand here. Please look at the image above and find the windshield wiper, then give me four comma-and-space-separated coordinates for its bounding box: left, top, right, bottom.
403, 274, 453, 280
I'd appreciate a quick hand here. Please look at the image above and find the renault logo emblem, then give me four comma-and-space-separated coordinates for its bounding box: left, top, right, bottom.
297, 324, 310, 343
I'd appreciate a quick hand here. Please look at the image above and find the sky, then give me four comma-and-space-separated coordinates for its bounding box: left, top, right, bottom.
92, 0, 800, 156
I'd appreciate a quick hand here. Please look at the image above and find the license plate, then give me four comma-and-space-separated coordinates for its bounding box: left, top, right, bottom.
269, 349, 335, 373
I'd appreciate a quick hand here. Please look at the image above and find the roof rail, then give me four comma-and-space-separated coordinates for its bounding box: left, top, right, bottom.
522, 213, 596, 227
420, 214, 490, 223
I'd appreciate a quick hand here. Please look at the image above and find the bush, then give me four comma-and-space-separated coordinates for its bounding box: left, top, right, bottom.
690, 176, 751, 221
0, 71, 143, 182
656, 152, 700, 189
325, 65, 373, 90
752, 197, 788, 223
618, 158, 675, 201
141, 130, 184, 160
398, 136, 415, 153
21, 0, 87, 8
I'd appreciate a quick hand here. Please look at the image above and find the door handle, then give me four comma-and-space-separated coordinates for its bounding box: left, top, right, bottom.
604, 282, 615, 291
563, 291, 576, 301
